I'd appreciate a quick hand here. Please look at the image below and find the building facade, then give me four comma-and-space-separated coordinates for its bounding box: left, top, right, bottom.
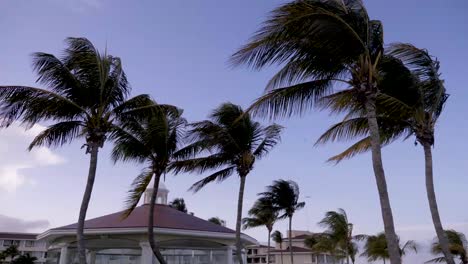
247, 231, 342, 264
0, 232, 47, 263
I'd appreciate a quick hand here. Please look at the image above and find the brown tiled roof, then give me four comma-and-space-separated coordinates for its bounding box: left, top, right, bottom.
0, 233, 38, 239
270, 246, 313, 253
53, 204, 235, 234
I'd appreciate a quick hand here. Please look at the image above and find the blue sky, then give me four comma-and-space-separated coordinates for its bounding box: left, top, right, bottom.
0, 0, 467, 262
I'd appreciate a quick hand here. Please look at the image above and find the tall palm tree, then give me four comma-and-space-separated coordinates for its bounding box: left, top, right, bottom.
359, 232, 417, 264
230, 2, 411, 262
271, 230, 284, 264
0, 38, 156, 264
260, 180, 305, 264
169, 198, 188, 213
208, 217, 226, 226
428, 230, 468, 264
172, 103, 282, 264
319, 209, 358, 264
243, 197, 279, 264
315, 43, 454, 264
111, 106, 185, 264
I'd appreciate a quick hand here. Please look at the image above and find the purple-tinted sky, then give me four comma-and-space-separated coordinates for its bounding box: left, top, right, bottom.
1, 1, 467, 262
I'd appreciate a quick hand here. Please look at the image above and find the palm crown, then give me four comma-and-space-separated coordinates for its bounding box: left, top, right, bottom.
429, 230, 468, 264
260, 180, 305, 219
172, 102, 282, 190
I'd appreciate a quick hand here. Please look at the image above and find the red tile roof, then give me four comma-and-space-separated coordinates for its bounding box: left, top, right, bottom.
53, 204, 235, 234
0, 233, 38, 239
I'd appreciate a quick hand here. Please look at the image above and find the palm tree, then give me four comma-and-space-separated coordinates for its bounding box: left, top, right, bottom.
172, 103, 282, 264
11, 254, 37, 264
260, 180, 305, 264
230, 2, 411, 263
2, 245, 19, 262
169, 198, 188, 213
428, 230, 468, 264
0, 37, 157, 264
315, 43, 454, 264
359, 232, 417, 264
111, 106, 185, 264
208, 217, 226, 226
271, 230, 284, 264
305, 234, 343, 264
243, 197, 279, 264
318, 209, 358, 264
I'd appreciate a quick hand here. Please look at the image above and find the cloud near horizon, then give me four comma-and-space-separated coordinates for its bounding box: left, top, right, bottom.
0, 123, 66, 192
0, 215, 49, 233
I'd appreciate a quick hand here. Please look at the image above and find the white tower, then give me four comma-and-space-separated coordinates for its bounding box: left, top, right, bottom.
143, 181, 169, 205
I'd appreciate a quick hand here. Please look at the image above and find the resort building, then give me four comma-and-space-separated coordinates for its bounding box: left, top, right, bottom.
0, 232, 47, 263
38, 182, 256, 264
247, 231, 342, 264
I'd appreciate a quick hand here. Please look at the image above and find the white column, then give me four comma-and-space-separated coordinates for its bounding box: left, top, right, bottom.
140, 242, 154, 264
87, 251, 96, 264
59, 246, 68, 264
226, 246, 233, 264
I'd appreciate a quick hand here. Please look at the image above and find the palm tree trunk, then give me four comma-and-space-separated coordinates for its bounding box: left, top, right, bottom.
280, 242, 284, 264
236, 175, 247, 264
149, 173, 167, 264
422, 142, 455, 264
364, 98, 401, 264
288, 216, 294, 264
77, 143, 99, 264
267, 229, 271, 264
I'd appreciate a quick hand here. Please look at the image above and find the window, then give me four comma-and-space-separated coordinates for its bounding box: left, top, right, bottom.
253, 249, 258, 255
248, 249, 252, 255
3, 240, 20, 247
25, 240, 35, 247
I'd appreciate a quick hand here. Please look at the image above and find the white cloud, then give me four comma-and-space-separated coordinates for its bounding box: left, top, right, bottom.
0, 123, 66, 192
0, 215, 49, 232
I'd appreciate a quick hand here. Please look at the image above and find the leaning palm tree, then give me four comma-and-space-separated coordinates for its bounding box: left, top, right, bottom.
428, 230, 468, 264
319, 209, 358, 264
243, 197, 279, 264
172, 103, 282, 264
111, 106, 185, 264
260, 180, 305, 264
315, 43, 454, 264
0, 37, 157, 264
169, 198, 188, 213
271, 230, 285, 264
208, 217, 226, 226
359, 232, 417, 264
230, 2, 410, 262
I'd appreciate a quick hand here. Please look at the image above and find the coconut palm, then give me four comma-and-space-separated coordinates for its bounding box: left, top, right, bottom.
305, 234, 343, 264
11, 254, 37, 264
208, 217, 226, 226
271, 230, 285, 264
230, 2, 409, 262
171, 103, 282, 264
169, 198, 188, 213
315, 43, 454, 264
359, 232, 417, 264
0, 37, 158, 264
2, 245, 19, 262
260, 180, 305, 264
111, 106, 185, 264
243, 197, 279, 264
318, 209, 358, 264
428, 230, 468, 264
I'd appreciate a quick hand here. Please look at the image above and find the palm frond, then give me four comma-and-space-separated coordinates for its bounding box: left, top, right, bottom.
28, 121, 83, 150
253, 124, 283, 158
188, 166, 236, 192
247, 80, 334, 119
122, 167, 154, 218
